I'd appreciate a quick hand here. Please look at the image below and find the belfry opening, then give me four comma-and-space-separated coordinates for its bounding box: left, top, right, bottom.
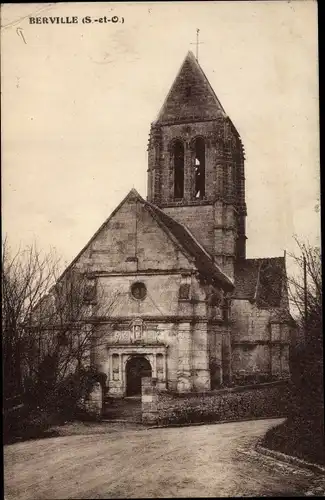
194, 137, 205, 199
173, 140, 185, 199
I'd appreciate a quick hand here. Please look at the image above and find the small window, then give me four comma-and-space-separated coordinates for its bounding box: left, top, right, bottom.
179, 283, 190, 300
131, 282, 147, 300
83, 279, 97, 304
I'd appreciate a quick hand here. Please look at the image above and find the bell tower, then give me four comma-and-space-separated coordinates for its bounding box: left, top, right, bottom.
147, 51, 247, 280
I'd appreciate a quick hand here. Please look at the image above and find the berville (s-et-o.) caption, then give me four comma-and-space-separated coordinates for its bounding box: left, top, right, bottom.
29, 16, 124, 24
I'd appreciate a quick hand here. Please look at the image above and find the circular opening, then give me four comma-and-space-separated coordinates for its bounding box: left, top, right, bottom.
131, 282, 147, 300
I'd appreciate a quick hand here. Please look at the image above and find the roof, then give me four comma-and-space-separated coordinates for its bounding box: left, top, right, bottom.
155, 51, 227, 125
269, 309, 296, 324
234, 257, 286, 308
143, 197, 234, 291
58, 189, 234, 292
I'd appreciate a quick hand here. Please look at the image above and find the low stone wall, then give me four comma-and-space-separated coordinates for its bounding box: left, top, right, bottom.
154, 380, 292, 426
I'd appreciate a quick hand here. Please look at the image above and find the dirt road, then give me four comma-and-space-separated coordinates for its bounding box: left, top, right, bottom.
4, 418, 324, 498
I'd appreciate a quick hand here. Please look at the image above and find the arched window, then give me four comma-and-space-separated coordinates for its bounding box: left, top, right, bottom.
173, 140, 184, 199
194, 138, 205, 198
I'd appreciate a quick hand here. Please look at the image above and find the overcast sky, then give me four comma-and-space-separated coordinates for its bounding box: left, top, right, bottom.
2, 1, 319, 271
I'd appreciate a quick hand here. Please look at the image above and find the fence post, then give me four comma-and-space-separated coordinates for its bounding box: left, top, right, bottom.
141, 377, 158, 424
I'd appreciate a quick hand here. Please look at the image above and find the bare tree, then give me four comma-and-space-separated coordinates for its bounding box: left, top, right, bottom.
24, 266, 120, 392
2, 238, 120, 406
284, 238, 323, 431
2, 238, 59, 401
287, 237, 322, 347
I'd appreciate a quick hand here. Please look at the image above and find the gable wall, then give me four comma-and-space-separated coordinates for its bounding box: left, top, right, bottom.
67, 197, 193, 275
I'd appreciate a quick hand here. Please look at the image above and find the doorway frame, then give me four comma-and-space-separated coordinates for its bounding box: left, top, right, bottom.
107, 345, 167, 396
125, 355, 152, 396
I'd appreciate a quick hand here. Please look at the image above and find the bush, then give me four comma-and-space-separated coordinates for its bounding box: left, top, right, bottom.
261, 328, 324, 466
3, 406, 59, 444
7, 365, 107, 443
269, 340, 323, 464
4, 366, 107, 444
262, 418, 325, 466
48, 366, 106, 420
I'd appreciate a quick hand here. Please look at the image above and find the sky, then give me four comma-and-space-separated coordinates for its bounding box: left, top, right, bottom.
2, 1, 320, 273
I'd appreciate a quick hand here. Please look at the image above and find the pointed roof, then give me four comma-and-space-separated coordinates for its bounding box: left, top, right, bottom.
155, 51, 227, 125
58, 188, 233, 291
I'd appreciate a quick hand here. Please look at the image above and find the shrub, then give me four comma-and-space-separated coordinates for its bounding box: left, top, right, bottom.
3, 406, 59, 444
261, 336, 324, 466
262, 418, 325, 466
49, 366, 106, 420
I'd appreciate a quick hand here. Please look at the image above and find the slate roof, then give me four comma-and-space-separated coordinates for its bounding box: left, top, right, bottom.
143, 197, 234, 291
234, 257, 286, 308
155, 51, 227, 124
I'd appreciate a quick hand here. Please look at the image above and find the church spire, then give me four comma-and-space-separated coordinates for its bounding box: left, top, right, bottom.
155, 51, 226, 125
147, 51, 247, 277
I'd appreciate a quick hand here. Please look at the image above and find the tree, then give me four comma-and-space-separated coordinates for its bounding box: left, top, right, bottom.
286, 238, 322, 387
287, 238, 322, 342
2, 238, 59, 401
286, 238, 323, 462
262, 237, 323, 464
2, 238, 120, 409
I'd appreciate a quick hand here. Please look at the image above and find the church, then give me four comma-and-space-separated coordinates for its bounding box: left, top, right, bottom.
60, 51, 292, 396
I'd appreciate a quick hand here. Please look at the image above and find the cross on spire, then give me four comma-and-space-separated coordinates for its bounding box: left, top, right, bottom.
190, 28, 204, 62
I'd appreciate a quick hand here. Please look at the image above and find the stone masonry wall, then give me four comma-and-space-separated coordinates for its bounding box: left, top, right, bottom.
231, 299, 291, 380
154, 380, 291, 425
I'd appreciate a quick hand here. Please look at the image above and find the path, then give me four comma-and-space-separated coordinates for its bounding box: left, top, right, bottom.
4, 418, 324, 498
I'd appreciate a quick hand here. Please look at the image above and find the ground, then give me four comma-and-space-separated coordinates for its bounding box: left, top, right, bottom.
4, 418, 325, 499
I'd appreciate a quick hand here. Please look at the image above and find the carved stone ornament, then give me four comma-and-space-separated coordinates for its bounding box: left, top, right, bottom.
130, 318, 145, 342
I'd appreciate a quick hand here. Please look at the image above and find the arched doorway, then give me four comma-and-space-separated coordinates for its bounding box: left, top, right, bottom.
126, 356, 152, 396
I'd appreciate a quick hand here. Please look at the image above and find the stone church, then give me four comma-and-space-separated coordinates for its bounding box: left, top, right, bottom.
61, 51, 292, 396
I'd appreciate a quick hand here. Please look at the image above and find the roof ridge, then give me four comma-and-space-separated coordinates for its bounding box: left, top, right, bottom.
154, 53, 189, 123
144, 199, 203, 261
142, 202, 195, 262
144, 200, 233, 289
193, 55, 227, 115
178, 223, 212, 260
145, 199, 213, 261
180, 223, 234, 285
